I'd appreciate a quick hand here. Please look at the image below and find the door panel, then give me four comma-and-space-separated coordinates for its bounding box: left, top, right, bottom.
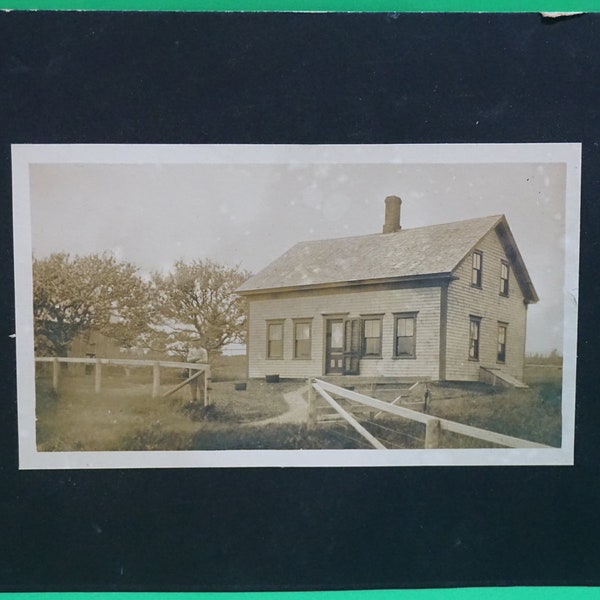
325, 319, 344, 374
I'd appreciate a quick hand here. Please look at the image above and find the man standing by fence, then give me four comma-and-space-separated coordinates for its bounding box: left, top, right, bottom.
186, 343, 208, 403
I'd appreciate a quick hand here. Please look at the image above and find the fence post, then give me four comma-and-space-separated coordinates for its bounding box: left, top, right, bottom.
152, 362, 161, 398
425, 418, 441, 449
307, 379, 316, 430
52, 358, 60, 392
95, 359, 102, 394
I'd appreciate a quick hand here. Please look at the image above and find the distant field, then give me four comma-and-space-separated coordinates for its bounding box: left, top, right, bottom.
211, 355, 564, 386
523, 364, 563, 385
211, 353, 247, 382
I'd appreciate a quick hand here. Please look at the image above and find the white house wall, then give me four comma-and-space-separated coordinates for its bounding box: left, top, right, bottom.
445, 227, 528, 381
247, 285, 442, 379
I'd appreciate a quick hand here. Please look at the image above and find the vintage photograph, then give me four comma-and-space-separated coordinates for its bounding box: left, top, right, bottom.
12, 143, 580, 468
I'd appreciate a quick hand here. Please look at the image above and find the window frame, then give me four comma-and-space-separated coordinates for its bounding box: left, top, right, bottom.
497, 322, 507, 364
361, 314, 384, 358
469, 315, 482, 361
471, 250, 483, 288
393, 312, 418, 359
500, 260, 510, 297
266, 320, 285, 360
293, 318, 313, 360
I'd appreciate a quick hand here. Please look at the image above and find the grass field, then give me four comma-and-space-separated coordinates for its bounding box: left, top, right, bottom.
416, 381, 561, 447
35, 372, 291, 451
311, 379, 562, 449
34, 356, 562, 451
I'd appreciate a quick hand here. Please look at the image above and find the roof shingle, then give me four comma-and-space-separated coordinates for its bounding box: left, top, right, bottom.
238, 215, 505, 293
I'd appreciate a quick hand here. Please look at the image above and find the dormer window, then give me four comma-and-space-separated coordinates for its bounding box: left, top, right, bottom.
471, 251, 483, 288
500, 260, 509, 296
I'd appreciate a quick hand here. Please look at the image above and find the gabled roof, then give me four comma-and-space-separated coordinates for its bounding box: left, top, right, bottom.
238, 214, 538, 303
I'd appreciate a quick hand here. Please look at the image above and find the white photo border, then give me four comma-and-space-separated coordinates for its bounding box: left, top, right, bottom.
12, 143, 581, 469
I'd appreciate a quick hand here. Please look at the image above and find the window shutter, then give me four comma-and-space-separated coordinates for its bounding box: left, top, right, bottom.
342, 318, 361, 375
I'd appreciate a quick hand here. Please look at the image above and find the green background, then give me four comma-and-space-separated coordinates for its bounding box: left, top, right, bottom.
1, 3, 596, 600
0, 0, 597, 11
2, 588, 600, 599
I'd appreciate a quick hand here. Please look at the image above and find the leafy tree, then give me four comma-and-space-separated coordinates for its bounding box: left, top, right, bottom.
33, 253, 153, 356
151, 259, 251, 357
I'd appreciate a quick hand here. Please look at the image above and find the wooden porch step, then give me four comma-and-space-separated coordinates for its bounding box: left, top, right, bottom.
480, 367, 529, 389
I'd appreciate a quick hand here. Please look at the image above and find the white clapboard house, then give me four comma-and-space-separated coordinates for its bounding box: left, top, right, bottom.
237, 197, 538, 384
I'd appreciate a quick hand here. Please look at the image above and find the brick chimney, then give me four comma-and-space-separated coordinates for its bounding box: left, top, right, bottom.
382, 195, 402, 233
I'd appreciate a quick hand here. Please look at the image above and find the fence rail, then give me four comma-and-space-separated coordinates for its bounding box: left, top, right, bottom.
35, 357, 211, 405
310, 378, 550, 450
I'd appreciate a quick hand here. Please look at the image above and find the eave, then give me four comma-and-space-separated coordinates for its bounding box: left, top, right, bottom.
236, 272, 456, 297
496, 218, 539, 304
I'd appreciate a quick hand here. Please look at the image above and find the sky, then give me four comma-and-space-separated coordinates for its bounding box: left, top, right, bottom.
28, 154, 570, 354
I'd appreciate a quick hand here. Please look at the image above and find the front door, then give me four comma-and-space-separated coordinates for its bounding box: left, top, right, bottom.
325, 319, 344, 374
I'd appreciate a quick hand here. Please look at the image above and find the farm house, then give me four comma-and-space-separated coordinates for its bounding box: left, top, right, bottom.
237, 196, 538, 384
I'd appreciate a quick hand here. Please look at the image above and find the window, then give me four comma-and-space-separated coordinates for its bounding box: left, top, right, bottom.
362, 316, 382, 357
497, 323, 507, 363
330, 321, 344, 349
500, 260, 509, 296
267, 321, 284, 359
293, 320, 312, 359
469, 316, 481, 360
471, 250, 483, 287
394, 313, 417, 358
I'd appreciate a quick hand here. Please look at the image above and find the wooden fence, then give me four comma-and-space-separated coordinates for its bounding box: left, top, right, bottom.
308, 378, 550, 450
35, 357, 211, 406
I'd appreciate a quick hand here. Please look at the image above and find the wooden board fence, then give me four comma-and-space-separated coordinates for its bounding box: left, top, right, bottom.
36, 357, 211, 406
310, 378, 550, 450
311, 382, 385, 449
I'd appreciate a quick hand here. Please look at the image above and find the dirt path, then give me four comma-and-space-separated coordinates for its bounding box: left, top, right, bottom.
248, 385, 309, 426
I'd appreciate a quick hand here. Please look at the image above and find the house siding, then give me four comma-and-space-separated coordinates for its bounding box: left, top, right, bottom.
247, 285, 442, 379
445, 227, 528, 381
